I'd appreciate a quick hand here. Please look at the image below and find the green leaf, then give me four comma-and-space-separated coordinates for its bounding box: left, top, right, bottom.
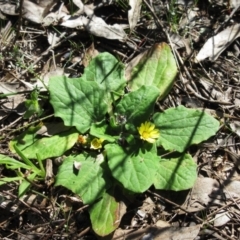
82, 52, 126, 104
9, 127, 78, 160
55, 155, 112, 205
89, 187, 121, 236
0, 154, 32, 170
13, 144, 42, 174
24, 89, 43, 119
153, 154, 197, 190
128, 43, 177, 100
115, 86, 159, 131
90, 120, 117, 143
18, 172, 37, 197
106, 144, 159, 193
153, 106, 220, 152
49, 76, 108, 133
0, 177, 23, 186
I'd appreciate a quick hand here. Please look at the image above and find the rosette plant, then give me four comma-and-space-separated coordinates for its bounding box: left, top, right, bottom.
4, 43, 219, 236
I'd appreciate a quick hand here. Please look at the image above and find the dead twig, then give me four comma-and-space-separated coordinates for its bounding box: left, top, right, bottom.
9, 0, 24, 49
147, 190, 236, 240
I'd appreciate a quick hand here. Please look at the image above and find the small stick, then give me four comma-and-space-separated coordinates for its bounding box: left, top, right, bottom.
9, 0, 24, 49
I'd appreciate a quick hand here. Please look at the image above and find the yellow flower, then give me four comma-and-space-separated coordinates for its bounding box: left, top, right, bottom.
90, 138, 104, 150
138, 121, 160, 143
77, 135, 88, 144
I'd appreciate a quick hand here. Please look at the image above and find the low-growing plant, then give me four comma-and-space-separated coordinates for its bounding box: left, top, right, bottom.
23, 88, 44, 119
1, 43, 219, 236
0, 144, 45, 197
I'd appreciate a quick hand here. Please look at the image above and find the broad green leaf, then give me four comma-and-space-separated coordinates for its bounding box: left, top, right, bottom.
89, 188, 121, 236
49, 76, 108, 133
90, 120, 117, 142
153, 154, 197, 190
128, 43, 177, 100
55, 155, 111, 205
115, 86, 159, 131
9, 127, 78, 160
153, 106, 220, 152
106, 144, 159, 193
82, 52, 126, 104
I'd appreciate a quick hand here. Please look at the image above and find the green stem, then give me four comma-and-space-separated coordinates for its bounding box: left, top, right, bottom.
13, 144, 41, 174
36, 153, 46, 177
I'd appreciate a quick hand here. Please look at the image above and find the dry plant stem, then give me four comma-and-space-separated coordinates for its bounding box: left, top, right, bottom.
143, 0, 175, 51
100, 43, 129, 59
6, 114, 54, 135
206, 197, 240, 221
214, 5, 240, 34
175, 51, 232, 105
145, 0, 232, 106
147, 190, 236, 240
0, 209, 24, 228
2, 190, 41, 215
23, 175, 44, 189
42, 219, 67, 240
198, 61, 223, 92
147, 190, 204, 223
9, 0, 24, 49
77, 227, 91, 238
11, 229, 36, 240
18, 32, 77, 78
143, 0, 164, 33
45, 159, 54, 187
145, 0, 182, 71
76, 204, 89, 212
0, 116, 23, 132
19, 219, 66, 233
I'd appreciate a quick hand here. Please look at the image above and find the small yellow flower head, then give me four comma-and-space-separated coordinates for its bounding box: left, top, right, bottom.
90, 138, 104, 150
138, 121, 160, 143
77, 135, 88, 145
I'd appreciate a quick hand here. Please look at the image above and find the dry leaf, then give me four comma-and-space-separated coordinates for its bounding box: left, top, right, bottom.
196, 24, 240, 61
179, 8, 197, 29
73, 0, 84, 13
214, 211, 231, 227
155, 220, 171, 227
128, 0, 142, 29
224, 180, 240, 198
47, 30, 61, 46
230, 121, 240, 137
43, 10, 69, 26
113, 225, 201, 240
181, 177, 240, 214
0, 83, 26, 114
0, 82, 20, 94
181, 177, 222, 212
169, 32, 191, 55
230, 0, 240, 8
0, 3, 18, 16
36, 0, 57, 8
19, 66, 64, 91
23, 0, 45, 23
82, 15, 127, 40
82, 43, 99, 67
60, 15, 84, 28
0, 10, 6, 20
